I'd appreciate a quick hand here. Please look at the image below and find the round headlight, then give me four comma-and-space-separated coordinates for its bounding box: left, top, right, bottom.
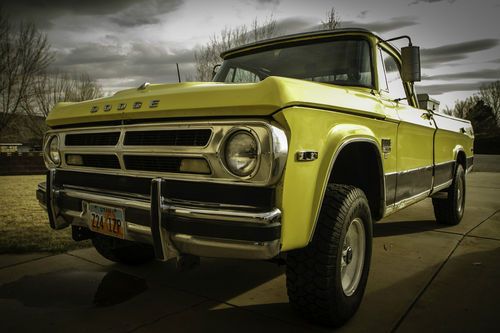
224, 131, 258, 177
47, 135, 61, 165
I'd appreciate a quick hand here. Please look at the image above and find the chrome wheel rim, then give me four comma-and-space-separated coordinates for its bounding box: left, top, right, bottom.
341, 217, 366, 296
457, 175, 464, 214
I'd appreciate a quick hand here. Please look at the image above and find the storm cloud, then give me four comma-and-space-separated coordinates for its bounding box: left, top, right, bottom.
342, 16, 419, 34
357, 11, 369, 19
424, 68, 500, 81
417, 81, 493, 95
256, 0, 281, 4
274, 17, 316, 35
54, 43, 128, 66
409, 0, 456, 5
50, 40, 195, 87
3, 0, 184, 28
421, 39, 500, 68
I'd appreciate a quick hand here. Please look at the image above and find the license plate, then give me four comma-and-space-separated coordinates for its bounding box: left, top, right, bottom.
88, 203, 125, 239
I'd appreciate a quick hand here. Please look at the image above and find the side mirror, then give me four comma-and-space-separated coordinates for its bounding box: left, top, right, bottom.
401, 46, 421, 82
212, 64, 221, 80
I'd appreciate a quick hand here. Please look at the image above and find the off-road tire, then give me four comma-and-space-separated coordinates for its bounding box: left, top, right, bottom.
92, 234, 155, 265
286, 184, 373, 327
432, 164, 466, 225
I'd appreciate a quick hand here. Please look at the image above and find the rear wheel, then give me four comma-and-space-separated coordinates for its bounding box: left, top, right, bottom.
92, 234, 155, 265
432, 164, 466, 225
286, 184, 372, 327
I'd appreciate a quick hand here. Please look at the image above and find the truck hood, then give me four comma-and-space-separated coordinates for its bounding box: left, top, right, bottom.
47, 76, 383, 127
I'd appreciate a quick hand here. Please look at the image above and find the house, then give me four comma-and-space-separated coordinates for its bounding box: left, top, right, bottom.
0, 115, 46, 152
0, 143, 23, 153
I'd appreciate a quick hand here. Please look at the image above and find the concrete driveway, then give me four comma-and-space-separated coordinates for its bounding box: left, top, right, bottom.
0, 170, 499, 332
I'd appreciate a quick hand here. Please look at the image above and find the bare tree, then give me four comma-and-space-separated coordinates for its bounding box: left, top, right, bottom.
478, 80, 500, 124
442, 106, 453, 116
194, 7, 341, 82
65, 72, 103, 102
194, 16, 277, 81
465, 99, 499, 135
322, 7, 341, 30
444, 97, 477, 119
21, 72, 103, 137
0, 11, 53, 133
443, 80, 500, 128
249, 17, 277, 43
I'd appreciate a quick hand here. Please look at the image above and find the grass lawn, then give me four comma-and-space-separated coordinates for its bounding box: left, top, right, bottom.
0, 175, 91, 253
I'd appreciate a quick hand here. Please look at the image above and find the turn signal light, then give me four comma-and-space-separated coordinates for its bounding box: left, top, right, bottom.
179, 158, 210, 174
66, 154, 84, 166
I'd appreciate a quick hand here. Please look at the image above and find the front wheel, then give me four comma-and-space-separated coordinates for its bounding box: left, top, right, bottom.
432, 164, 466, 225
286, 184, 373, 327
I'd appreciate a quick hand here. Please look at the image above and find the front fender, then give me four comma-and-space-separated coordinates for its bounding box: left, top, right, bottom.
274, 106, 384, 251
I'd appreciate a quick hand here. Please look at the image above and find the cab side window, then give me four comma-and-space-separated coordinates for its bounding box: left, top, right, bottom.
224, 67, 260, 83
380, 49, 408, 105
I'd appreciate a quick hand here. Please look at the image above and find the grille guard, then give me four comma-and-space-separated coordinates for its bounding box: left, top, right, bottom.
38, 174, 282, 260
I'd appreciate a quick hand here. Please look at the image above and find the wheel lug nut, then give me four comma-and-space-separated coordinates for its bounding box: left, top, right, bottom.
344, 246, 353, 265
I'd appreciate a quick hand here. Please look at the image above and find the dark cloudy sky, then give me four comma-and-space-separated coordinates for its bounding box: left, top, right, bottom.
4, 0, 500, 109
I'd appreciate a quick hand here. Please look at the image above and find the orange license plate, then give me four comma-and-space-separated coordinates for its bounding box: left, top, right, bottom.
89, 203, 125, 239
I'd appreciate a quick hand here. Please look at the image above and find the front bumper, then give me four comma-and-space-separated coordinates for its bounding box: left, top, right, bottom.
37, 170, 282, 260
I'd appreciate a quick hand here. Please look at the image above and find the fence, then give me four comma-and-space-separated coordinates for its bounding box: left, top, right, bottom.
474, 135, 500, 155
0, 152, 46, 176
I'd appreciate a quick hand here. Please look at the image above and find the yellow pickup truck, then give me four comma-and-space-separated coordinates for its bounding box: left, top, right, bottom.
37, 28, 474, 326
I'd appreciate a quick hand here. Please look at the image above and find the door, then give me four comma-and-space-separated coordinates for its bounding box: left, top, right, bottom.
379, 47, 435, 205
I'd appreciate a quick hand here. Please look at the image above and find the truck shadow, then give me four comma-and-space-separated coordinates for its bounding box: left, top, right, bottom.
182, 245, 500, 333
0, 256, 285, 310
0, 269, 147, 308
1, 240, 496, 331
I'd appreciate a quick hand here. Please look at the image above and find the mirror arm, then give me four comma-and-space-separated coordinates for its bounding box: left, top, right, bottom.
393, 97, 407, 104
385, 35, 413, 46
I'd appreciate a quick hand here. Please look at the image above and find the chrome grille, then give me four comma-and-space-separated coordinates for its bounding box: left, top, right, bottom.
66, 154, 120, 169
51, 120, 287, 186
65, 132, 120, 146
124, 155, 209, 174
124, 129, 211, 146
124, 155, 181, 172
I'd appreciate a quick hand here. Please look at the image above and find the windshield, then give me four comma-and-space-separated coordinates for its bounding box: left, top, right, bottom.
214, 38, 373, 88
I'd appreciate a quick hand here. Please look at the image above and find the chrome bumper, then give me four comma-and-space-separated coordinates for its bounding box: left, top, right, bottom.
37, 171, 282, 260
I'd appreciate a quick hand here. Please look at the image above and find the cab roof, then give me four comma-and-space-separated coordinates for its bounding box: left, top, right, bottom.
220, 28, 387, 59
